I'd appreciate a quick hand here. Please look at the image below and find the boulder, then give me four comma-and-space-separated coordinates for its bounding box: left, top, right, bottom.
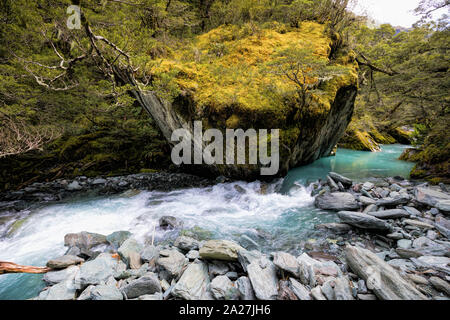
327, 176, 339, 191
311, 286, 327, 300
140, 245, 160, 264
237, 249, 262, 272
236, 276, 256, 300
411, 256, 450, 275
315, 192, 359, 211
415, 187, 450, 211
39, 279, 77, 300
172, 261, 211, 300
367, 209, 410, 219
91, 285, 123, 300
46, 255, 84, 269
199, 240, 244, 261
208, 261, 229, 276
337, 211, 392, 231
271, 251, 299, 276
156, 249, 187, 278
376, 196, 410, 207
64, 231, 108, 251
120, 273, 161, 299
290, 278, 311, 300
210, 275, 240, 300
106, 231, 132, 249
74, 253, 119, 288
118, 238, 143, 267
334, 277, 354, 300
277, 280, 298, 300
174, 236, 200, 251
315, 223, 352, 234
412, 237, 449, 256
247, 257, 278, 300
328, 172, 353, 186
159, 216, 183, 229
43, 265, 80, 286
429, 277, 450, 296
435, 216, 450, 239
345, 245, 427, 300
186, 250, 200, 260
359, 196, 376, 206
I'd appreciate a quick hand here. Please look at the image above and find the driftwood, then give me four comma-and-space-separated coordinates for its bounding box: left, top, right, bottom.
0, 261, 52, 275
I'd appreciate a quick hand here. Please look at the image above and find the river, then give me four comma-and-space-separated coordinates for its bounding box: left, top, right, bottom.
0, 144, 414, 300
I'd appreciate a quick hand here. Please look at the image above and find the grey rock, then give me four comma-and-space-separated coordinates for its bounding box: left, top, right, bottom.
91, 285, 123, 300
199, 240, 244, 261
334, 277, 354, 300
415, 187, 450, 211
337, 211, 392, 231
435, 216, 450, 239
363, 204, 378, 214
362, 182, 375, 191
327, 175, 339, 191
247, 257, 278, 300
429, 277, 450, 295
357, 279, 367, 294
412, 236, 449, 256
64, 231, 108, 251
186, 250, 200, 260
136, 293, 163, 300
315, 223, 352, 234
321, 280, 335, 300
411, 256, 450, 274
225, 271, 238, 280
397, 239, 412, 249
360, 196, 376, 206
159, 216, 183, 229
208, 261, 229, 276
172, 261, 211, 300
77, 285, 95, 300
357, 293, 377, 300
174, 236, 200, 251
376, 196, 410, 207
290, 278, 311, 300
40, 279, 77, 300
67, 181, 82, 191
140, 245, 160, 264
237, 249, 262, 272
311, 286, 327, 300
106, 231, 132, 249
328, 172, 353, 186
43, 265, 80, 286
210, 275, 240, 300
121, 273, 161, 299
157, 249, 187, 278
345, 245, 427, 300
367, 209, 410, 219
46, 255, 84, 269
403, 206, 422, 217
403, 219, 434, 229
387, 259, 416, 272
315, 192, 359, 211
236, 276, 256, 300
118, 238, 143, 267
272, 251, 299, 276
74, 253, 120, 288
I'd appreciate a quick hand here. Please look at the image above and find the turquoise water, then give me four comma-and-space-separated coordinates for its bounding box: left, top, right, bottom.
0, 145, 414, 300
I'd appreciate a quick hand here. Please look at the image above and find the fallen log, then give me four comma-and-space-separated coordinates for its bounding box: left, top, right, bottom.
0, 261, 52, 275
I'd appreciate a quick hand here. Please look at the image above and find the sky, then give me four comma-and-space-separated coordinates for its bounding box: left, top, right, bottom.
350, 0, 443, 28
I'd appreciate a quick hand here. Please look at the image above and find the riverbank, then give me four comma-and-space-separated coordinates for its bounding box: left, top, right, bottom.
10, 172, 450, 300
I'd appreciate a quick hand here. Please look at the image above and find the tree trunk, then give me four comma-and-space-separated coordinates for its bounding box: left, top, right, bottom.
0, 261, 52, 275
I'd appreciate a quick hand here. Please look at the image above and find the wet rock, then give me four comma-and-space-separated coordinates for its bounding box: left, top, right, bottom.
328, 172, 353, 186
272, 251, 299, 276
172, 261, 211, 300
46, 255, 84, 269
121, 273, 161, 299
411, 256, 450, 274
236, 276, 255, 300
337, 211, 392, 231
429, 277, 450, 295
345, 245, 427, 300
327, 176, 339, 191
39, 279, 77, 300
290, 278, 311, 300
91, 285, 123, 300
174, 236, 200, 251
376, 196, 410, 207
106, 231, 132, 249
157, 249, 187, 278
247, 257, 278, 300
140, 245, 160, 264
357, 293, 377, 300
159, 216, 183, 230
66, 181, 82, 191
415, 187, 450, 211
199, 240, 244, 261
367, 209, 410, 219
403, 219, 434, 229
64, 231, 108, 251
435, 216, 450, 239
315, 192, 359, 211
210, 275, 240, 300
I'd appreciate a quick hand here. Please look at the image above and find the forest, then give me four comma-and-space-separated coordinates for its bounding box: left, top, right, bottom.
0, 0, 449, 189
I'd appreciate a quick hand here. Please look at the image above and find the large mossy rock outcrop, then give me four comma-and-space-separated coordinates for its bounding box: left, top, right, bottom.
135, 22, 358, 179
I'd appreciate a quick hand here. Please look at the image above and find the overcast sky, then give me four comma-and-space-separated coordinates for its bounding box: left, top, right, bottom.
350, 0, 437, 27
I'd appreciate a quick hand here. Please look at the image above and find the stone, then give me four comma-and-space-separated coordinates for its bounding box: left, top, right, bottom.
315, 192, 359, 211
311, 286, 327, 300
157, 249, 187, 278
327, 175, 339, 191
40, 279, 77, 300
328, 172, 353, 186
315, 223, 352, 234
74, 253, 120, 288
357, 279, 367, 293
321, 280, 335, 300
337, 211, 392, 231
46, 255, 84, 269
120, 273, 161, 299
43, 265, 80, 286
174, 236, 200, 251
387, 232, 404, 240
67, 181, 82, 191
172, 261, 211, 300
357, 293, 377, 300
334, 277, 354, 300
236, 276, 255, 300
435, 216, 450, 239
429, 277, 450, 295
277, 280, 298, 300
64, 231, 108, 251
290, 278, 311, 300
140, 245, 160, 264
208, 261, 229, 276
210, 275, 240, 300
403, 206, 422, 217
237, 249, 262, 272
91, 285, 123, 300
367, 209, 410, 219
345, 245, 427, 300
247, 257, 278, 300
118, 238, 143, 267
186, 250, 200, 260
359, 196, 376, 206
159, 216, 183, 229
411, 256, 450, 274
412, 236, 449, 256
136, 293, 163, 300
387, 259, 416, 272
106, 231, 132, 249
397, 239, 412, 249
403, 219, 434, 229
199, 240, 244, 261
128, 251, 142, 269
376, 196, 410, 207
407, 274, 429, 285
362, 182, 375, 191
77, 285, 95, 300
363, 204, 378, 214
272, 251, 299, 276
415, 187, 450, 211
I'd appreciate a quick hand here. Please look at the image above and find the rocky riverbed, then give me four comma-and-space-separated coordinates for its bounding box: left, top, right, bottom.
26, 172, 450, 300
